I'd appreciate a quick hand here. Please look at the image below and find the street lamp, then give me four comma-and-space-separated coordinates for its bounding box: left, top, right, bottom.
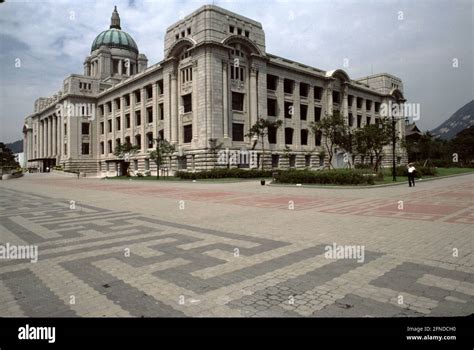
392, 114, 397, 182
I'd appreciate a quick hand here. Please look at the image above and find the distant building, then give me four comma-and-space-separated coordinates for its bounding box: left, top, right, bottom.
23, 5, 407, 175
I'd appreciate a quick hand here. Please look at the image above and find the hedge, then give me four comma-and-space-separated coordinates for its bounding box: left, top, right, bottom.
274, 169, 377, 185
390, 165, 437, 177
176, 168, 273, 180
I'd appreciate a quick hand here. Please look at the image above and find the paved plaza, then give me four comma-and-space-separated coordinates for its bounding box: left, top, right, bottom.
0, 173, 472, 317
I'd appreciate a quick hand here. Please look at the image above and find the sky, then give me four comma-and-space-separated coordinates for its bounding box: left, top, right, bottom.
0, 0, 472, 143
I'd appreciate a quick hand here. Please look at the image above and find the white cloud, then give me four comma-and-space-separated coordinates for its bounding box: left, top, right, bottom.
0, 0, 472, 142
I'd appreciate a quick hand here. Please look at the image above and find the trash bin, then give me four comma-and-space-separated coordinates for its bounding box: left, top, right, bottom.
261, 179, 265, 186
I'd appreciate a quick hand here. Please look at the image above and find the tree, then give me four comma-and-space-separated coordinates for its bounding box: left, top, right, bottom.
0, 143, 20, 171
451, 126, 474, 166
113, 142, 140, 159
353, 118, 393, 172
309, 111, 351, 169
149, 138, 175, 179
245, 118, 283, 170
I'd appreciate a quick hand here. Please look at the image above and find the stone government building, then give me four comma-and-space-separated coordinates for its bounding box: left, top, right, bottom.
23, 5, 407, 176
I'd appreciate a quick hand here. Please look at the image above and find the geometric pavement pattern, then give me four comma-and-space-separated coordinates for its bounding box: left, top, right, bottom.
0, 184, 473, 317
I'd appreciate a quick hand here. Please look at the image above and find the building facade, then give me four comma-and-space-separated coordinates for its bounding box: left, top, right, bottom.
23, 5, 407, 176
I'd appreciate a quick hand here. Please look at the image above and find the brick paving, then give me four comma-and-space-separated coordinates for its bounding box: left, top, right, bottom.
0, 173, 472, 317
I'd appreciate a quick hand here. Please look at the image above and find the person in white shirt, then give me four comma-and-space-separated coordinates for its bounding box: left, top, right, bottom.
407, 163, 416, 187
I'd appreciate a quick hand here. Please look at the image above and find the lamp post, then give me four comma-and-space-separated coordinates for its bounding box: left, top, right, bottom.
155, 134, 162, 179
392, 114, 397, 182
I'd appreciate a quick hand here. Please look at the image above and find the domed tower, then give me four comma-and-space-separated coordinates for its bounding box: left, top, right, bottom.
84, 6, 147, 81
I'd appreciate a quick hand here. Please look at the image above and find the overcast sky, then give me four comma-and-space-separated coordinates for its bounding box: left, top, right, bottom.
0, 0, 472, 143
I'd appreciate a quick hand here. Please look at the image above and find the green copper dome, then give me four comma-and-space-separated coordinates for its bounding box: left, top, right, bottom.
91, 6, 138, 54
91, 28, 138, 53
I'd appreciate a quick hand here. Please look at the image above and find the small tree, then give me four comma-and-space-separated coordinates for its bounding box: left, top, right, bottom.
309, 111, 351, 169
149, 138, 175, 179
0, 143, 19, 172
353, 118, 393, 172
246, 118, 283, 170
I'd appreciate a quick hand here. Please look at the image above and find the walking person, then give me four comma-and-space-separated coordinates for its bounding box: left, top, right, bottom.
407, 163, 416, 187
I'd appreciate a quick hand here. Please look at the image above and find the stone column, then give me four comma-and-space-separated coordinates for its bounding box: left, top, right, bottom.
276, 77, 285, 147
140, 88, 146, 153
342, 83, 349, 123
294, 82, 301, 150
152, 82, 158, 140
326, 82, 333, 117
192, 60, 198, 142
222, 60, 229, 139
170, 69, 178, 144
52, 115, 57, 156
120, 96, 125, 142
249, 65, 258, 127
118, 59, 123, 75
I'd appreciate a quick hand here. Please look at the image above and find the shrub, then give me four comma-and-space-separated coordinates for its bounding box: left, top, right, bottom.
274, 169, 375, 185
176, 168, 273, 180
389, 165, 437, 177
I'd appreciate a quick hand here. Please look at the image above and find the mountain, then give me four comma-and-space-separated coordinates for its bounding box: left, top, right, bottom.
5, 140, 23, 153
431, 100, 474, 140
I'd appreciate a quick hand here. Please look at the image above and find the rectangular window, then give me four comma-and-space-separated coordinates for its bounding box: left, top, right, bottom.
108, 140, 112, 153
332, 91, 340, 104
284, 79, 294, 94
116, 117, 121, 131
314, 107, 322, 122
81, 143, 89, 155
183, 125, 192, 143
135, 134, 141, 148
314, 86, 323, 100
135, 90, 141, 103
100, 122, 104, 134
158, 103, 164, 120
182, 94, 192, 113
357, 97, 363, 109
126, 114, 131, 129
366, 117, 371, 125
300, 83, 309, 97
366, 100, 372, 111
284, 102, 293, 118
289, 155, 296, 168
81, 123, 90, 135
232, 92, 244, 111
157, 80, 164, 95
136, 111, 141, 126
271, 154, 279, 168
301, 129, 308, 145
146, 85, 153, 99
349, 113, 354, 127
357, 115, 362, 128
100, 142, 104, 154
267, 75, 278, 90
267, 99, 277, 117
300, 104, 308, 120
268, 126, 277, 144
285, 128, 293, 144
147, 133, 153, 148
147, 107, 153, 123
375, 102, 380, 113
232, 123, 244, 141
315, 131, 322, 146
